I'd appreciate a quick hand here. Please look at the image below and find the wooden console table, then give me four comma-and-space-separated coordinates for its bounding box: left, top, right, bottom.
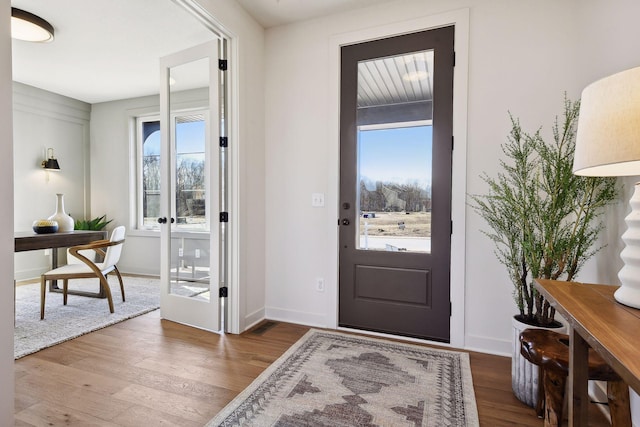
535, 279, 640, 426
15, 230, 108, 297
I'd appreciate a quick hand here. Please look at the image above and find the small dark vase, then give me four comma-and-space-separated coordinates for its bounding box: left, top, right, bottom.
32, 219, 59, 234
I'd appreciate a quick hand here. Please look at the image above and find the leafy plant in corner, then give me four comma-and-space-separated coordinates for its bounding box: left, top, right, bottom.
469, 97, 618, 327
74, 215, 112, 231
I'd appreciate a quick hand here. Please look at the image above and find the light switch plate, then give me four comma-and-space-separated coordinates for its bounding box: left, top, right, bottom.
311, 192, 325, 207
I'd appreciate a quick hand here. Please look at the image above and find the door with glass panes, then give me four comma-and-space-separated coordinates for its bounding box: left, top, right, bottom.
339, 27, 454, 342
158, 40, 223, 332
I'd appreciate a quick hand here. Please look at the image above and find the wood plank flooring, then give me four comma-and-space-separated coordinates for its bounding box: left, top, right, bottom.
14, 310, 611, 426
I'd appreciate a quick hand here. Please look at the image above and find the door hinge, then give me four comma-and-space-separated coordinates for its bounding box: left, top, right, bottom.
219, 59, 228, 71
219, 286, 228, 298
450, 220, 453, 235
220, 212, 229, 222
450, 301, 452, 316
220, 136, 228, 147
452, 51, 456, 67
451, 135, 454, 151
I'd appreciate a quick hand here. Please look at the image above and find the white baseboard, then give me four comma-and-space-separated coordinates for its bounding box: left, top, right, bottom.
243, 307, 265, 332
265, 306, 327, 329
463, 334, 512, 357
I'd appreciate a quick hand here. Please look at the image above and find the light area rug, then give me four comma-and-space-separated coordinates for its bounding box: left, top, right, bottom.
207, 329, 480, 427
14, 275, 162, 359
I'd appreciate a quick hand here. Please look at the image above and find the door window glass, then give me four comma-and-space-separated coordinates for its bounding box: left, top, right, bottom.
356, 50, 434, 253
175, 115, 206, 231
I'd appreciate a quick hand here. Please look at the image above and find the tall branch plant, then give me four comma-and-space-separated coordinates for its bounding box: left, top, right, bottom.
470, 97, 618, 327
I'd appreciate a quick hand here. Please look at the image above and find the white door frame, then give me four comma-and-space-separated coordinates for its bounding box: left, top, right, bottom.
167, 0, 241, 334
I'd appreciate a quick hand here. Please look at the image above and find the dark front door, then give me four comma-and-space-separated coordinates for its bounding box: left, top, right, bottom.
338, 27, 454, 342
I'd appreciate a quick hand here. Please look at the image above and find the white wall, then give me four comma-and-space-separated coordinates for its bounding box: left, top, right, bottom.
90, 94, 162, 275
573, 0, 640, 284
13, 83, 91, 280
263, 0, 640, 354
464, 0, 583, 353
0, 0, 14, 422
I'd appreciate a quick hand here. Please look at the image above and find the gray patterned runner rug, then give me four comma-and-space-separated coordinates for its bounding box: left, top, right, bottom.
207, 329, 479, 427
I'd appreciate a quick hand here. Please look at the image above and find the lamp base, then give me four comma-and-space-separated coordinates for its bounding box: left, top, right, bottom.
614, 286, 640, 309
616, 182, 640, 309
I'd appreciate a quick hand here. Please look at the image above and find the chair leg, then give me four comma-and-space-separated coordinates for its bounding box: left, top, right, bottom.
114, 266, 125, 302
98, 275, 114, 313
63, 279, 68, 305
40, 276, 46, 320
607, 380, 631, 426
543, 369, 566, 427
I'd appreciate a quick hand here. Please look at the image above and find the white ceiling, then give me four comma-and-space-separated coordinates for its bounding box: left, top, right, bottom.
11, 0, 396, 104
11, 0, 216, 104
235, 0, 395, 28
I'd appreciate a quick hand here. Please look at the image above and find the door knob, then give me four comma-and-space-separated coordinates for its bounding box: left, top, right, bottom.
342, 218, 350, 225
157, 217, 167, 224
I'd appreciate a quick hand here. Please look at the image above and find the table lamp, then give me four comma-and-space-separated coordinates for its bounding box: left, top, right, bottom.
574, 65, 640, 309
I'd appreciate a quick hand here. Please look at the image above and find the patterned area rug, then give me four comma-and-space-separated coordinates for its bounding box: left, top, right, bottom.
14, 276, 163, 359
207, 329, 479, 427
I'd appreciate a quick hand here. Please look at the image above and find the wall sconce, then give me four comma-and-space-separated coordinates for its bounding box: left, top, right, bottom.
42, 148, 60, 170
11, 8, 55, 43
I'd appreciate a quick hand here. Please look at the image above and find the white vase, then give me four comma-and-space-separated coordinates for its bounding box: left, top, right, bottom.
511, 315, 567, 407
48, 193, 74, 232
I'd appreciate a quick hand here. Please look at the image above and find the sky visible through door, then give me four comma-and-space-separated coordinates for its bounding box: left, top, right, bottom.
357, 124, 433, 253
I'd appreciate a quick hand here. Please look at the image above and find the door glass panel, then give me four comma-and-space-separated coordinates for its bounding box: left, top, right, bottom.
169, 57, 211, 299
356, 50, 434, 253
175, 114, 206, 231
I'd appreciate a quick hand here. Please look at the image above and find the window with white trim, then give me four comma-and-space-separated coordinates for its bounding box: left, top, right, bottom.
135, 110, 208, 231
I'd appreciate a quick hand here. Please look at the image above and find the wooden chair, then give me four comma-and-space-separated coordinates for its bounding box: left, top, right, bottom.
519, 328, 631, 427
40, 226, 126, 320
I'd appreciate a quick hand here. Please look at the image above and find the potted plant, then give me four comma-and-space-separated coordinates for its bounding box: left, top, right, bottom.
74, 214, 112, 231
469, 97, 618, 406
69, 215, 113, 263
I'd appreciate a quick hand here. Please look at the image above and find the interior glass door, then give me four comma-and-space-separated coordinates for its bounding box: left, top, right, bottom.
159, 41, 220, 331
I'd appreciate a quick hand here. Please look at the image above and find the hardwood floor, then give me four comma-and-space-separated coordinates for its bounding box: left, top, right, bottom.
14, 310, 610, 426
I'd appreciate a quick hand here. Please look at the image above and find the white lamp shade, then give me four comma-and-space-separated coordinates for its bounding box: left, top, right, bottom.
574, 66, 640, 177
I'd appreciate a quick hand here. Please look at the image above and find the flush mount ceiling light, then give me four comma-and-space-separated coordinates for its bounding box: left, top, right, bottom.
11, 7, 55, 43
